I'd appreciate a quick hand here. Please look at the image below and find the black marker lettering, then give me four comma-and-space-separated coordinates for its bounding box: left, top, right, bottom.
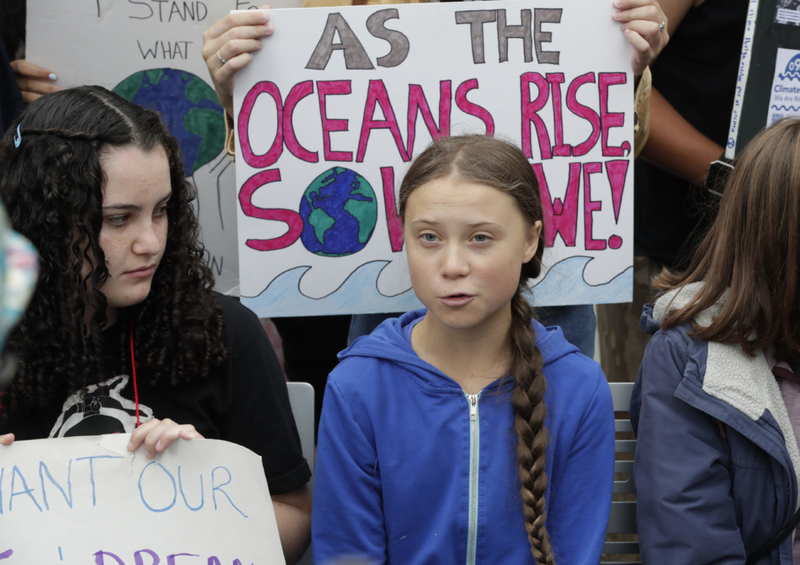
128, 0, 154, 20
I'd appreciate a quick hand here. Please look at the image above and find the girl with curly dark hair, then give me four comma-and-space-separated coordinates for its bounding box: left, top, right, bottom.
0, 85, 311, 564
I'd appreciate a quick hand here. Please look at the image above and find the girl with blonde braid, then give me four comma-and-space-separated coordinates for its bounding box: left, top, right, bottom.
312, 135, 615, 565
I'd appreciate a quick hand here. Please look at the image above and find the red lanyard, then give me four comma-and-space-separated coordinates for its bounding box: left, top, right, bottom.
129, 318, 140, 428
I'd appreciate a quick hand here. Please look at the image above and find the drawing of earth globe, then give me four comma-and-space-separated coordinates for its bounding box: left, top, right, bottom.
112, 68, 225, 177
299, 167, 378, 257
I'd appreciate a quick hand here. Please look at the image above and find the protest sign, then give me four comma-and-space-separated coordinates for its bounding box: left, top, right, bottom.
233, 1, 634, 317
0, 434, 284, 564
25, 0, 301, 296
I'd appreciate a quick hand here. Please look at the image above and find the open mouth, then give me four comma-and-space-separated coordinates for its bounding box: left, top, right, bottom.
441, 294, 474, 306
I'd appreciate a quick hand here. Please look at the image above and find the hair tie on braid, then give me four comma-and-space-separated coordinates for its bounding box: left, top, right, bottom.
13, 126, 21, 148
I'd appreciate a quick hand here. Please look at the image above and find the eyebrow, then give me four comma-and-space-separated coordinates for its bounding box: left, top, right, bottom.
102, 192, 172, 211
411, 219, 504, 229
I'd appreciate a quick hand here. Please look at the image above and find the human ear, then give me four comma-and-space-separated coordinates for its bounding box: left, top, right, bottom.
522, 220, 543, 263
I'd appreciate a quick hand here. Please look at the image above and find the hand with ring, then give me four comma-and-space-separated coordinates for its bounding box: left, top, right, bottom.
202, 6, 274, 117
612, 0, 669, 79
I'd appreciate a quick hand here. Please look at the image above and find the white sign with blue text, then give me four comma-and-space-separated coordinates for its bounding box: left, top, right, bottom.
0, 434, 283, 564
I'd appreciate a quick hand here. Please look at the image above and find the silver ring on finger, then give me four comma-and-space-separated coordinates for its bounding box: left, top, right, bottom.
659, 21, 665, 32
217, 50, 227, 66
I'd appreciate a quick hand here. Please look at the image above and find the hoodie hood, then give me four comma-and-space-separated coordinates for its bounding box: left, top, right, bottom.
340, 308, 580, 388
641, 282, 729, 336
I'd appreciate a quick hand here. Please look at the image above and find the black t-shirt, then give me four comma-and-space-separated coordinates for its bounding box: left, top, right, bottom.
2, 294, 311, 496
633, 0, 749, 269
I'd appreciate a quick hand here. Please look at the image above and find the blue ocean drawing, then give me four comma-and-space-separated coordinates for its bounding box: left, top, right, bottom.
243, 261, 422, 317
527, 256, 632, 306
243, 256, 632, 317
770, 105, 800, 112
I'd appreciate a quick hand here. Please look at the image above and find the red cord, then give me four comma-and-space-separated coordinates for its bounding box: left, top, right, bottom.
129, 318, 140, 428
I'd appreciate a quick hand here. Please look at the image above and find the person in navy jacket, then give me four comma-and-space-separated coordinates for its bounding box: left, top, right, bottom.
632, 118, 800, 564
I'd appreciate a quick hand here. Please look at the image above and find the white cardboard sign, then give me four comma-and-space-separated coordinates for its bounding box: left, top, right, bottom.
233, 1, 634, 317
0, 434, 284, 564
24, 0, 305, 296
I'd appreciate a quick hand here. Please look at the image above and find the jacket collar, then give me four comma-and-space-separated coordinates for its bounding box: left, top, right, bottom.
654, 283, 800, 501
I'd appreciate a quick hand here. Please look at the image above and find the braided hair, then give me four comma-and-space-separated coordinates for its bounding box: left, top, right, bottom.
0, 86, 226, 418
398, 135, 553, 564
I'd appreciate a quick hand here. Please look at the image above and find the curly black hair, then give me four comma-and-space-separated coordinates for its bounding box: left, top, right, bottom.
0, 85, 227, 418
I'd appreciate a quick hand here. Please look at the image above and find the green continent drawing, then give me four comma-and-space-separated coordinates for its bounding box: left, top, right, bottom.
113, 69, 225, 176
299, 168, 378, 257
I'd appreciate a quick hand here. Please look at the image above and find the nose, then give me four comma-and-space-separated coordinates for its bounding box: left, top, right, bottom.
132, 220, 162, 256
441, 243, 469, 279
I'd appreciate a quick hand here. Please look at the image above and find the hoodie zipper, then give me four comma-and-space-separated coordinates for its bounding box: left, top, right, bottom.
465, 391, 481, 565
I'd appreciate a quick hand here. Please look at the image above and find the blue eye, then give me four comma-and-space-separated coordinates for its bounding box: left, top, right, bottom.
105, 215, 128, 227
155, 205, 168, 217
421, 233, 438, 243
473, 234, 491, 243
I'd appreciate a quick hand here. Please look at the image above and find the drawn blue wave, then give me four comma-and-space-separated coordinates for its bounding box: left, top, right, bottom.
528, 256, 632, 305
770, 105, 800, 112
243, 261, 422, 317
778, 71, 800, 81
242, 255, 632, 317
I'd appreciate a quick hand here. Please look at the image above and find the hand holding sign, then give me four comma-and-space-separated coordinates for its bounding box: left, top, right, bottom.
613, 0, 669, 79
127, 417, 204, 459
202, 7, 274, 117
9, 59, 61, 105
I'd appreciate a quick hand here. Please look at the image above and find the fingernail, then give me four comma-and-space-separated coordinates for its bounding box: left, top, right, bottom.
156, 440, 163, 451
127, 441, 134, 451
613, 0, 622, 6
613, 11, 622, 20
48, 73, 57, 81
260, 11, 269, 22
265, 23, 274, 34
256, 39, 263, 48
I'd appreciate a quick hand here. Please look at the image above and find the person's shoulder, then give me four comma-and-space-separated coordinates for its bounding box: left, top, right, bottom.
547, 351, 609, 402
535, 328, 611, 417
536, 323, 605, 388
214, 292, 268, 350
216, 292, 260, 327
327, 350, 392, 392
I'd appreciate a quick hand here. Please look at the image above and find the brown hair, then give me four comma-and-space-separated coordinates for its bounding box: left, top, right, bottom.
655, 118, 800, 361
398, 135, 555, 564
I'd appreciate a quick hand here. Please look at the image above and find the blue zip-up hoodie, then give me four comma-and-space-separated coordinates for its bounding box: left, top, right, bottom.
312, 309, 614, 565
632, 283, 800, 564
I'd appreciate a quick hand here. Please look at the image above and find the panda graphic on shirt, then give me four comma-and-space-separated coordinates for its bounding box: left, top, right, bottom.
49, 375, 154, 438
